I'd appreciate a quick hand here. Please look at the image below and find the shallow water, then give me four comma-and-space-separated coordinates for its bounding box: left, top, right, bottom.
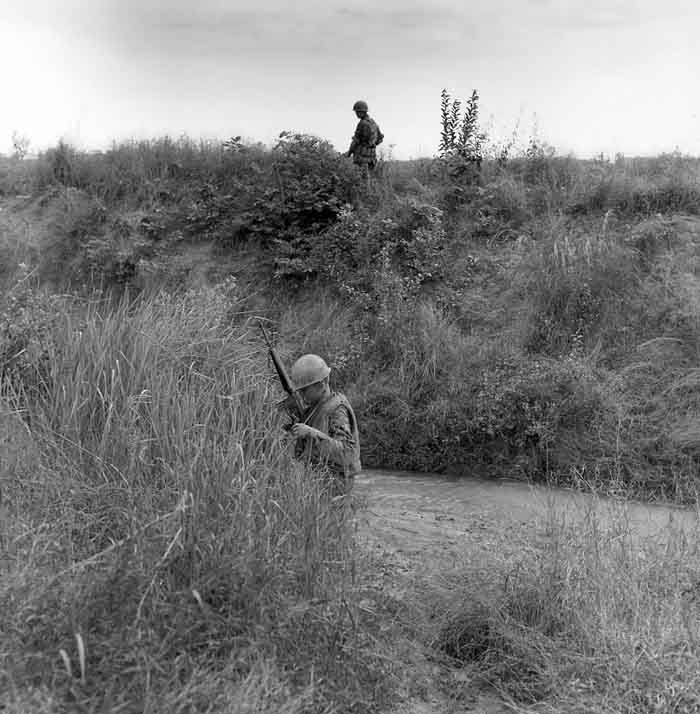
354, 469, 700, 568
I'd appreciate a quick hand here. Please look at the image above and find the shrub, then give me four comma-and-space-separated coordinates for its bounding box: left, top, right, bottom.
37, 187, 108, 286
438, 88, 485, 166
187, 132, 358, 249
0, 155, 35, 196
467, 355, 606, 477
569, 153, 700, 216
277, 197, 447, 316
33, 137, 231, 207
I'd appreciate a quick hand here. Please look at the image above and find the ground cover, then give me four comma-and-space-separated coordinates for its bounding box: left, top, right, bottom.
3, 131, 700, 711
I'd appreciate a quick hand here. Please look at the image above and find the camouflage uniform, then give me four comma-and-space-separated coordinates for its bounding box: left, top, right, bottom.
348, 116, 384, 170
295, 391, 361, 493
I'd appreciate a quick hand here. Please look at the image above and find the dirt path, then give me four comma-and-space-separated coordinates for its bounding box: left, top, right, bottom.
353, 470, 700, 713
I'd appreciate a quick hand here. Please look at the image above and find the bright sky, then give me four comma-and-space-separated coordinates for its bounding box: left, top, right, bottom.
2, 0, 699, 159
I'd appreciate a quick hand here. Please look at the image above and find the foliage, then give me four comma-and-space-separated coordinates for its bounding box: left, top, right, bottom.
438, 89, 485, 163
523, 221, 638, 358
431, 504, 700, 711
467, 356, 605, 477
275, 197, 447, 318
32, 136, 233, 206
0, 269, 62, 399
0, 287, 396, 713
7, 133, 700, 499
0, 155, 35, 195
185, 132, 358, 248
11, 131, 30, 161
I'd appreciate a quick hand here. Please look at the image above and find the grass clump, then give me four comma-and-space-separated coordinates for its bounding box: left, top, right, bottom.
430, 500, 700, 712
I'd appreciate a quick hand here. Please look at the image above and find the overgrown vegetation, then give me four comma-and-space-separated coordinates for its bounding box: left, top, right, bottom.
0, 286, 397, 713
427, 498, 700, 712
4, 111, 700, 498
3, 88, 700, 711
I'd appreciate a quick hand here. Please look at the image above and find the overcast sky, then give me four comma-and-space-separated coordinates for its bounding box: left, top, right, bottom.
2, 0, 699, 159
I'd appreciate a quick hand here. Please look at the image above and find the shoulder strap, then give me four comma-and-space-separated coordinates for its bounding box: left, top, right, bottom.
327, 393, 358, 431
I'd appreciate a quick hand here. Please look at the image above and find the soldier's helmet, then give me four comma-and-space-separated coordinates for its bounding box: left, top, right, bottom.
291, 354, 331, 390
352, 100, 369, 113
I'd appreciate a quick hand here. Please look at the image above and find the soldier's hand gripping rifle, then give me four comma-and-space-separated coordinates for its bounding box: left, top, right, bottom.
258, 320, 306, 430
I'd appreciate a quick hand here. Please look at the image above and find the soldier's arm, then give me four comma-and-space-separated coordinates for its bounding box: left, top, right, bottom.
313, 405, 357, 467
347, 121, 363, 155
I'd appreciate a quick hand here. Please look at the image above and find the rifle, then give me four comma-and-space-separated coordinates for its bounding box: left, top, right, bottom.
258, 320, 306, 429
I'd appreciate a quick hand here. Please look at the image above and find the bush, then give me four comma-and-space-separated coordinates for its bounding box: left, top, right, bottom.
276, 197, 447, 315
186, 132, 359, 249
33, 137, 231, 207
0, 156, 35, 196
467, 356, 606, 477
569, 153, 700, 216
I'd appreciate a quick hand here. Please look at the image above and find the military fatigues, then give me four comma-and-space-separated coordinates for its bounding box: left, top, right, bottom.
295, 391, 362, 493
348, 116, 384, 170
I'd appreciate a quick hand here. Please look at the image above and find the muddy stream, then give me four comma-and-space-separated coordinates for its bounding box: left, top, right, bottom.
355, 469, 699, 567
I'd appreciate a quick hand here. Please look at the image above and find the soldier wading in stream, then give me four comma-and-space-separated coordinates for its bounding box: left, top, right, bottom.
289, 354, 362, 494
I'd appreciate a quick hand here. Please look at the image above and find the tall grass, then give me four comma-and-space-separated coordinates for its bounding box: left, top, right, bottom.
429, 496, 700, 712
31, 137, 245, 206
0, 286, 393, 713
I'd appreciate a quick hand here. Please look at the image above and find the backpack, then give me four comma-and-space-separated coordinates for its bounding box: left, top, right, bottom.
372, 119, 384, 147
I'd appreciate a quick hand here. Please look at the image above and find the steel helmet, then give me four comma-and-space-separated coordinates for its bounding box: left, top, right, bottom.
353, 100, 368, 112
291, 354, 331, 390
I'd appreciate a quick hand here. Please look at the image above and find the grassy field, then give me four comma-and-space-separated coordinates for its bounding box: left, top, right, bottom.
3, 131, 700, 711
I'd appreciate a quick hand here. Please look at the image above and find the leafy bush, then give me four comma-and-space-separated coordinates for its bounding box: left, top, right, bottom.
276, 197, 447, 317
438, 88, 485, 166
467, 356, 605, 477
186, 132, 358, 248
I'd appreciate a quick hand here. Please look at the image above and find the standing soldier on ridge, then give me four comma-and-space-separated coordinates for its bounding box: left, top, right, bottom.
288, 354, 362, 494
346, 100, 384, 172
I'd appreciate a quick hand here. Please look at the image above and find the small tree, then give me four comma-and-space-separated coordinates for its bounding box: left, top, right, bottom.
11, 130, 30, 160
438, 89, 485, 165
